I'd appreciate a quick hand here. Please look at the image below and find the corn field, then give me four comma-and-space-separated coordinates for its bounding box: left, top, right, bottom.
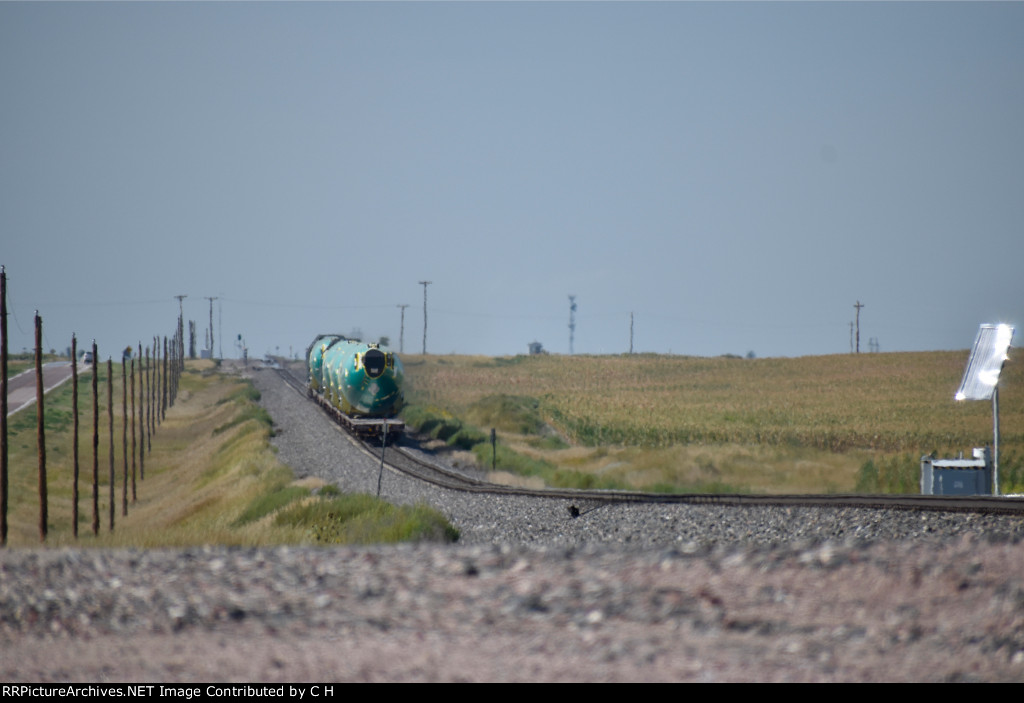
400, 351, 1024, 493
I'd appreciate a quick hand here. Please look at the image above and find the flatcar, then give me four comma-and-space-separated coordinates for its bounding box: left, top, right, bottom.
306, 333, 405, 440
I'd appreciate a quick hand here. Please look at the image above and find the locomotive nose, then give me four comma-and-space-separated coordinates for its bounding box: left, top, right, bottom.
363, 348, 387, 378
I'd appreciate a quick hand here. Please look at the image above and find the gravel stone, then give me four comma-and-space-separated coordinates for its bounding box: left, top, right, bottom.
1, 362, 1022, 682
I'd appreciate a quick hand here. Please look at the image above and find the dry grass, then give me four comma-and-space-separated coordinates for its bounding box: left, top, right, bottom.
2, 360, 292, 547
401, 351, 1022, 494
3, 360, 456, 547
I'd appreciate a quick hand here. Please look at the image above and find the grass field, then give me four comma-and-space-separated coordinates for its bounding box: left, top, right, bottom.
399, 351, 1023, 495
1, 360, 457, 548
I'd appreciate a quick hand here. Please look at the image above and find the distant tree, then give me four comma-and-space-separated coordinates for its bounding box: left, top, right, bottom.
379, 336, 391, 347
746, 350, 756, 359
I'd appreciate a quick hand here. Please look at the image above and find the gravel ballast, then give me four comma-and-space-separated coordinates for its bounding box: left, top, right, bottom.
1, 363, 1022, 682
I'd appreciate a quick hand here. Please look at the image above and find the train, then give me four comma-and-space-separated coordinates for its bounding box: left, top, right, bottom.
306, 334, 405, 440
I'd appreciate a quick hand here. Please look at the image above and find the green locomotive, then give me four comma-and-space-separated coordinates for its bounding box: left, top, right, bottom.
306, 334, 404, 439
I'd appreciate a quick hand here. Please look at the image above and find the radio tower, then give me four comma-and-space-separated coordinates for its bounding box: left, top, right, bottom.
568, 295, 577, 355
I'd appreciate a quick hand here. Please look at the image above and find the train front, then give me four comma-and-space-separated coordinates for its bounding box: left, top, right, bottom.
325, 342, 404, 418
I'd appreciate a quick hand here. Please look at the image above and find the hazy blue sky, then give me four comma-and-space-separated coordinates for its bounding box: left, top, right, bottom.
2, 2, 1022, 361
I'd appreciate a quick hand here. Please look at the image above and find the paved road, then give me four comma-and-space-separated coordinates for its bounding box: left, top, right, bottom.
4, 361, 83, 417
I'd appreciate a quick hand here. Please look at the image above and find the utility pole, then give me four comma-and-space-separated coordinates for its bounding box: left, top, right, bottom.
1, 266, 8, 546
629, 312, 634, 354
853, 300, 864, 354
35, 312, 46, 541
419, 281, 431, 355
396, 304, 409, 353
204, 297, 217, 358
174, 295, 187, 368
568, 295, 577, 355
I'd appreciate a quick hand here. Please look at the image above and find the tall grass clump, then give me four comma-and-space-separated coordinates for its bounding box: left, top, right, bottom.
471, 442, 628, 490
275, 493, 459, 544
855, 454, 920, 494
401, 404, 464, 442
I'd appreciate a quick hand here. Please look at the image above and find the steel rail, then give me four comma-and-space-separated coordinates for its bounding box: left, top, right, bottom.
272, 365, 1024, 516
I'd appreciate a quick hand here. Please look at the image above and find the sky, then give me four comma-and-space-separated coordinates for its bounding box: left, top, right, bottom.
1, 1, 1022, 362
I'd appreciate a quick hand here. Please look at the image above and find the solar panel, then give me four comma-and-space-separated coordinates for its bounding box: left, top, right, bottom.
955, 324, 1014, 401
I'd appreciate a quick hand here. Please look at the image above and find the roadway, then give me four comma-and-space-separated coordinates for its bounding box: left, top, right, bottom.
4, 361, 84, 417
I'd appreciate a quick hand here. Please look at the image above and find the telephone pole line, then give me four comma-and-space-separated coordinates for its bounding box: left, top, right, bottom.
419, 281, 432, 355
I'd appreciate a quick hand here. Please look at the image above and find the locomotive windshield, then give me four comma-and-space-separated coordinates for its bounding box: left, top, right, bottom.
363, 348, 386, 378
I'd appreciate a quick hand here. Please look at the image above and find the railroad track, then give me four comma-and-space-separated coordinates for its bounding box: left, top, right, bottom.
271, 365, 1024, 517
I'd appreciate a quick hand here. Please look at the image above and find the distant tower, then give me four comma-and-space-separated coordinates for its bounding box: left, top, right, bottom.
568, 295, 577, 355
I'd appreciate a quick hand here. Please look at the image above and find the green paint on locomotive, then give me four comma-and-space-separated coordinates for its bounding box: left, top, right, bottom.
310, 338, 404, 418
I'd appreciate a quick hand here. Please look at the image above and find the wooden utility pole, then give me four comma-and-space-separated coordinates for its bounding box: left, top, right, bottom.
396, 304, 409, 354
419, 281, 432, 354
35, 312, 46, 541
630, 312, 634, 354
72, 335, 79, 538
161, 336, 168, 421
854, 301, 865, 354
1, 266, 8, 546
121, 357, 128, 517
174, 295, 187, 370
568, 295, 577, 355
205, 297, 217, 358
138, 342, 146, 479
130, 358, 137, 502
107, 358, 114, 531
91, 340, 98, 536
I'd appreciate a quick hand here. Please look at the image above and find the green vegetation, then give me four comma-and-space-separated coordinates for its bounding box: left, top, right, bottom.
1, 359, 459, 548
276, 494, 459, 545
399, 351, 1023, 495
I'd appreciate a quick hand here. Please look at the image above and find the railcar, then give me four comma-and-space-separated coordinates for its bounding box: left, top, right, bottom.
306, 333, 405, 440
